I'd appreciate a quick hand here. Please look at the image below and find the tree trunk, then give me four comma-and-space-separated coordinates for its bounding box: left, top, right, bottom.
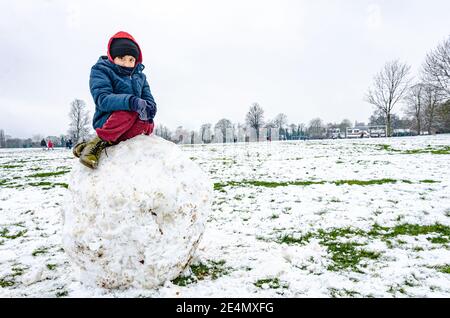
386, 113, 392, 137
416, 116, 421, 136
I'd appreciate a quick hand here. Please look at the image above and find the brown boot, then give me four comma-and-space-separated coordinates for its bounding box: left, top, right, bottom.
72, 141, 87, 158
79, 136, 113, 169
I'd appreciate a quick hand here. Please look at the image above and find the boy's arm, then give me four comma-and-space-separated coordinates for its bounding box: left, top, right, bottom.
141, 77, 157, 118
89, 66, 133, 113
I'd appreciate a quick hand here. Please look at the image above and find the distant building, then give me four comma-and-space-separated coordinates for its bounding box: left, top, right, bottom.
369, 125, 387, 138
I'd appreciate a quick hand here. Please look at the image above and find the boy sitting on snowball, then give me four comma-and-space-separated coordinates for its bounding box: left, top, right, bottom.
73, 31, 157, 169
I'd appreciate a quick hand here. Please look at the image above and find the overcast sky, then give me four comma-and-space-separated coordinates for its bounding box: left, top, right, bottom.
0, 0, 449, 138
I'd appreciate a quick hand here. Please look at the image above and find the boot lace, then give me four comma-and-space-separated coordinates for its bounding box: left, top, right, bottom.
89, 140, 109, 156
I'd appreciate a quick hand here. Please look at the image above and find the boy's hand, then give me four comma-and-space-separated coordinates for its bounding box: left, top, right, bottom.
130, 97, 156, 121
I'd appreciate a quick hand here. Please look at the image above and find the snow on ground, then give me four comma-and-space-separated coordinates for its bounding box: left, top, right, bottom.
0, 135, 449, 297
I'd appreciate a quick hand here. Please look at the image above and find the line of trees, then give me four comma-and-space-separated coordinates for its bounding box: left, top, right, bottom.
154, 102, 362, 144
366, 36, 450, 136
0, 130, 72, 149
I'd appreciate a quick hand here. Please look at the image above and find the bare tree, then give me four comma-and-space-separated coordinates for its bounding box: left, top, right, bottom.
422, 36, 450, 97
174, 126, 189, 144
273, 113, 288, 129
435, 99, 450, 133
339, 119, 353, 133
422, 84, 443, 134
289, 123, 297, 136
365, 60, 411, 137
155, 123, 173, 141
308, 118, 325, 138
273, 113, 288, 139
32, 134, 43, 143
214, 119, 233, 143
68, 99, 90, 143
405, 83, 425, 135
264, 120, 276, 129
200, 123, 212, 143
297, 123, 306, 136
246, 103, 265, 141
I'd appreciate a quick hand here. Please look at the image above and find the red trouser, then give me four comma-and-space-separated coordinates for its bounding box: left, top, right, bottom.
96, 111, 154, 143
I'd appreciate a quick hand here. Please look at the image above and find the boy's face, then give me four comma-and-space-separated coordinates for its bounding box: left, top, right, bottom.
113, 55, 136, 68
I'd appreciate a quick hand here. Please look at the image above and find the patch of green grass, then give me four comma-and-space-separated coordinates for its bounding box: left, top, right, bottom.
0, 266, 26, 288
32, 247, 49, 257
333, 179, 398, 186
254, 278, 288, 289
28, 182, 68, 189
213, 180, 326, 190
436, 265, 450, 274
46, 264, 57, 271
403, 149, 428, 154
28, 170, 70, 178
278, 233, 314, 245
276, 223, 449, 272
420, 180, 440, 184
213, 178, 428, 191
326, 242, 380, 272
379, 144, 450, 155
317, 228, 380, 271
172, 260, 230, 286
278, 227, 378, 272
56, 290, 69, 297
329, 288, 361, 298
11, 267, 25, 277
369, 223, 450, 246
0, 278, 15, 288
431, 146, 450, 154
56, 166, 70, 170
171, 275, 196, 287
0, 165, 23, 169
0, 228, 27, 239
54, 183, 69, 189
191, 260, 229, 280
429, 237, 449, 244
377, 224, 450, 239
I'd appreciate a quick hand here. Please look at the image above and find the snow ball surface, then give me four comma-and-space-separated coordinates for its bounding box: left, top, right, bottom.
62, 135, 213, 289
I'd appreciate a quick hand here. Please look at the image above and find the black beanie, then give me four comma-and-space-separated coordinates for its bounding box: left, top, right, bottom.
110, 38, 140, 61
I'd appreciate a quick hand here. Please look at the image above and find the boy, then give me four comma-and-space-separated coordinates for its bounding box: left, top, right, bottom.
73, 31, 157, 169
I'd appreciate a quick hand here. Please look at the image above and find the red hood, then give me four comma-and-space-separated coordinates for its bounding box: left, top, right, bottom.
107, 31, 143, 64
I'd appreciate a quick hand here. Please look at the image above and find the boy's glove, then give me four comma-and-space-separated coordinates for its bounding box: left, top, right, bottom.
130, 97, 156, 121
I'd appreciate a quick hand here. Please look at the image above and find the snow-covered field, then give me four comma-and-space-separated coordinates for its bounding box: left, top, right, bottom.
1, 135, 449, 298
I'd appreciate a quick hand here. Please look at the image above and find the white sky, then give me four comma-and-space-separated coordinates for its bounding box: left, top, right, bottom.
0, 0, 449, 138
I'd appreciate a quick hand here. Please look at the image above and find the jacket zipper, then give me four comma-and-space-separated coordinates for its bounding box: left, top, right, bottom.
130, 65, 137, 79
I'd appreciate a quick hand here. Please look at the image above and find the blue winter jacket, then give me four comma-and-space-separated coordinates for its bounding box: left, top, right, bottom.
89, 56, 157, 129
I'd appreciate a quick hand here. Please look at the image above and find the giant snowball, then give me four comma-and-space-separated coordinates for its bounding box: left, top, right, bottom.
62, 134, 213, 289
